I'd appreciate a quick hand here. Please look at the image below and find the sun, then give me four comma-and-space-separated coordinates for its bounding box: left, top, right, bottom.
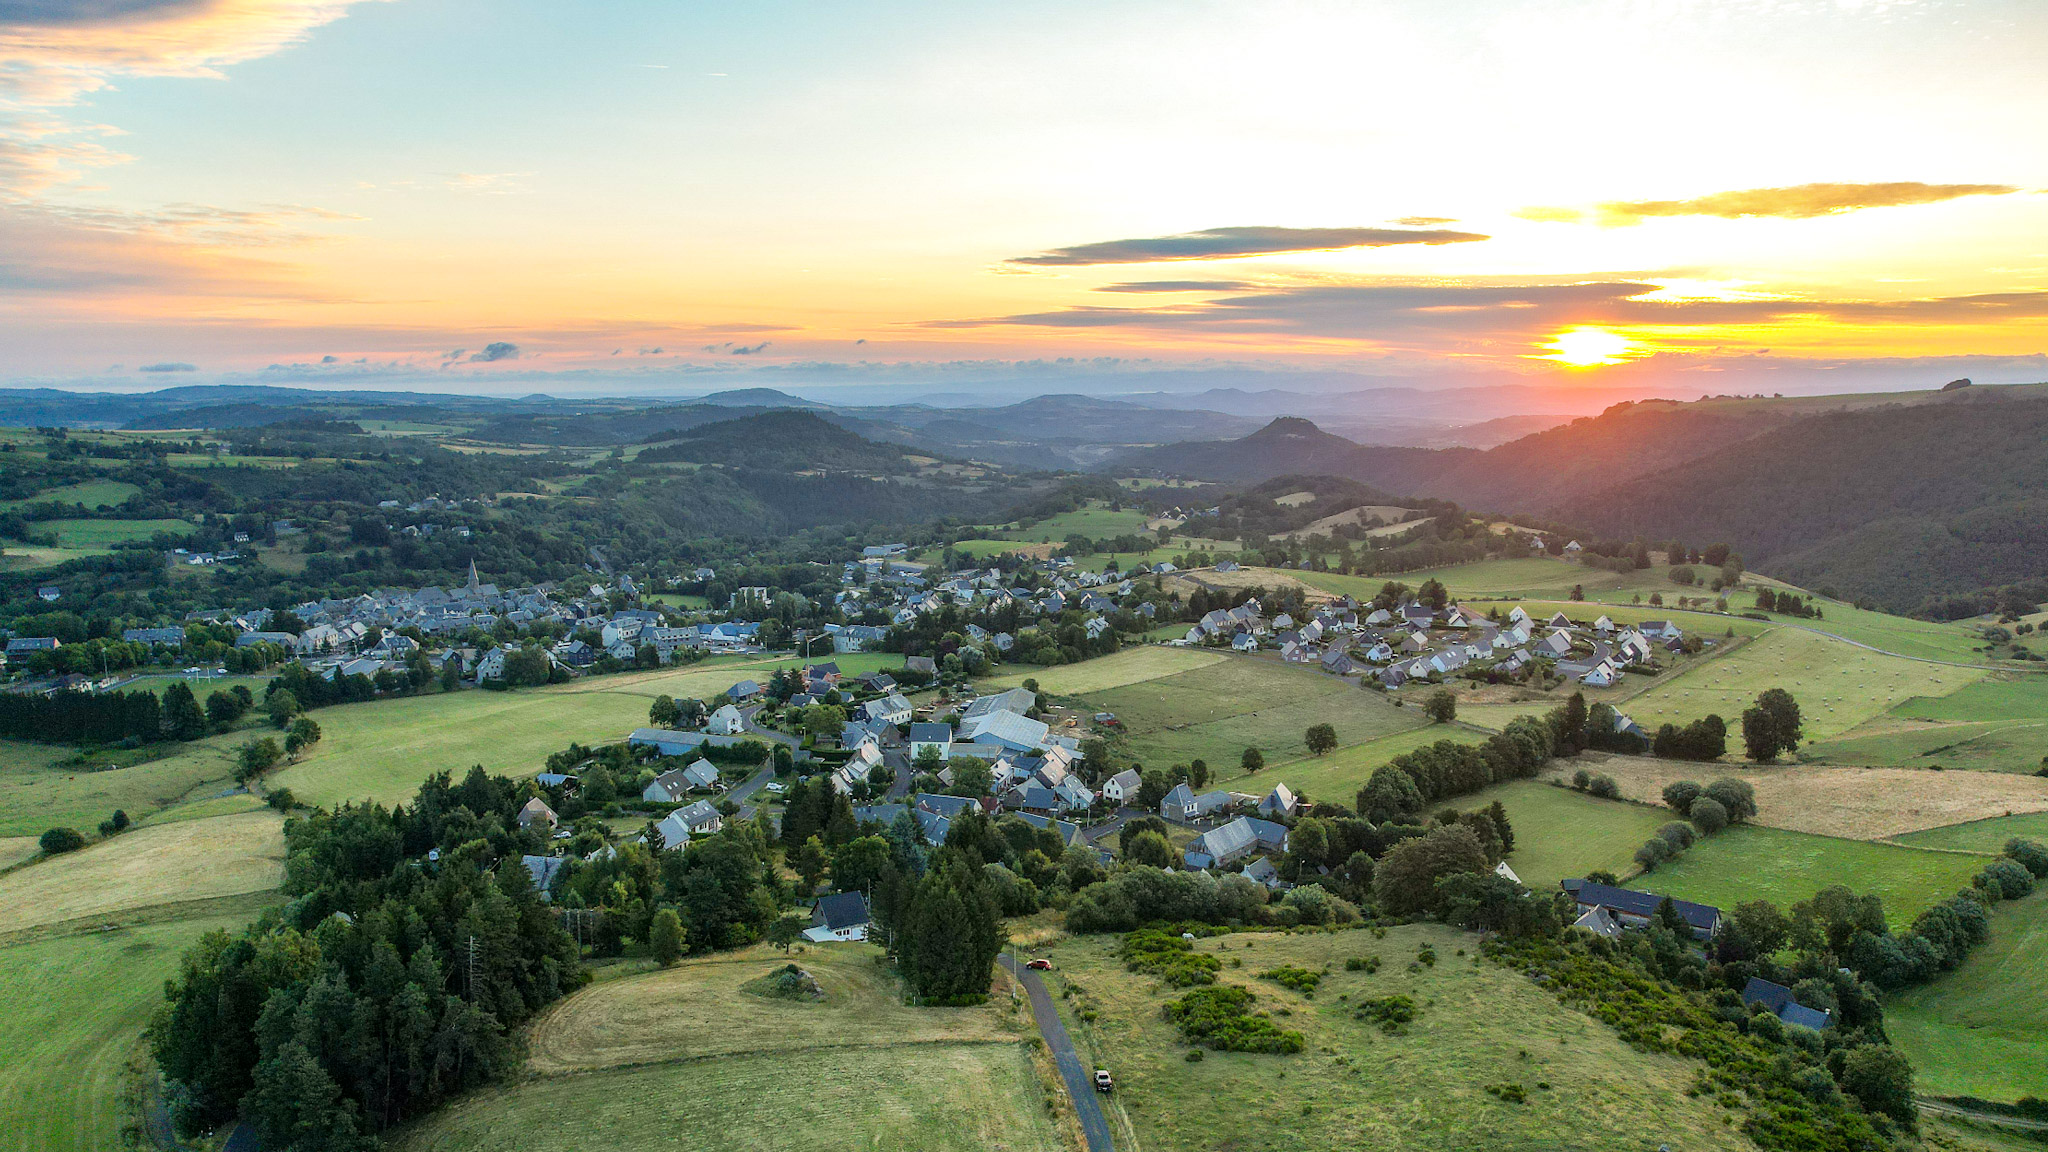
1543, 327, 1632, 367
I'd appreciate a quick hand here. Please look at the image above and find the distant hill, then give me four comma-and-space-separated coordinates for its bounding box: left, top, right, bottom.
1555, 391, 2048, 614
636, 410, 921, 473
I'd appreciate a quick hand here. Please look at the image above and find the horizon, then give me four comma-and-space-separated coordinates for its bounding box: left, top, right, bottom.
3, 1, 2046, 400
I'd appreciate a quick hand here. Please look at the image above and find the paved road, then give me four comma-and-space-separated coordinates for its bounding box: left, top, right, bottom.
1000, 955, 1115, 1152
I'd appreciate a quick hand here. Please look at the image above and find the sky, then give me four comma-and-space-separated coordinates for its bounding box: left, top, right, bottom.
3, 0, 2047, 398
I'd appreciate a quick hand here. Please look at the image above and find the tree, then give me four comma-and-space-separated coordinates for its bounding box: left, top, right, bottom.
236, 738, 282, 783
162, 682, 208, 741
946, 756, 993, 798
794, 836, 830, 892
831, 835, 893, 895
205, 689, 247, 730
1418, 578, 1449, 611
266, 688, 301, 728
1372, 825, 1488, 916
1357, 764, 1424, 823
1559, 691, 1588, 753
1118, 816, 1170, 857
39, 827, 85, 854
1653, 896, 1689, 934
767, 913, 803, 952
284, 715, 322, 755
897, 849, 1004, 1002
1125, 830, 1175, 869
1484, 800, 1515, 855
1726, 899, 1789, 959
1187, 759, 1210, 789
650, 908, 685, 966
1240, 747, 1264, 774
1304, 723, 1337, 756
1689, 796, 1730, 835
649, 694, 681, 727
1741, 688, 1803, 762
1839, 1045, 1916, 1124
1424, 689, 1457, 724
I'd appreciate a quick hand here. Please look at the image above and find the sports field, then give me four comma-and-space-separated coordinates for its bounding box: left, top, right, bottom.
396, 943, 1058, 1152
1616, 627, 1982, 741
0, 809, 283, 936
1644, 824, 1988, 929
1887, 892, 2048, 1101
0, 910, 257, 1152
985, 645, 1221, 695
1034, 924, 1752, 1152
1082, 656, 1416, 768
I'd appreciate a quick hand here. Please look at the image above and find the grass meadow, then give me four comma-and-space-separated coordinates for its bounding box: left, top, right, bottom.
1462, 780, 1676, 892
1037, 924, 1754, 1152
985, 645, 1221, 695
1887, 892, 2048, 1102
396, 943, 1060, 1152
0, 480, 140, 511
0, 735, 244, 838
1615, 627, 1983, 742
40, 518, 194, 548
0, 910, 257, 1152
1641, 824, 1988, 929
0, 809, 283, 937
1222, 723, 1473, 803
1081, 656, 1418, 769
1893, 812, 2048, 854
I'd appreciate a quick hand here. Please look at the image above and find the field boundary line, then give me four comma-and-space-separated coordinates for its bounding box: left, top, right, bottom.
0, 889, 280, 950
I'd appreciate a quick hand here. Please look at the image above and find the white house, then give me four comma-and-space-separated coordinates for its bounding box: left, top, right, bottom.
1101, 768, 1142, 805
805, 891, 871, 942
908, 722, 953, 761
707, 703, 746, 735
655, 800, 723, 849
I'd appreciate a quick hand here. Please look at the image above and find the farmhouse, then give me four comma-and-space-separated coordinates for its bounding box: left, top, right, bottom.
1562, 880, 1721, 941
1183, 816, 1289, 870
707, 703, 746, 735
1741, 977, 1833, 1030
517, 797, 558, 832
805, 891, 872, 942
1159, 782, 1233, 824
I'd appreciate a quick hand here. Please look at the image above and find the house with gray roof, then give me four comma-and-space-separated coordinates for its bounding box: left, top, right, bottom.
1183, 816, 1289, 870
1742, 978, 1832, 1030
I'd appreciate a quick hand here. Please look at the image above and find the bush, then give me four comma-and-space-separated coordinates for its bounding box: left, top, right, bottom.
1689, 796, 1729, 836
1120, 929, 1221, 987
1977, 859, 2035, 900
1260, 966, 1323, 994
2005, 838, 2048, 879
1586, 774, 1620, 800
1656, 822, 1697, 852
265, 788, 297, 812
1703, 778, 1757, 822
1164, 985, 1304, 1053
39, 827, 86, 855
1570, 769, 1591, 791
1354, 994, 1417, 1034
97, 809, 131, 837
1661, 780, 1702, 815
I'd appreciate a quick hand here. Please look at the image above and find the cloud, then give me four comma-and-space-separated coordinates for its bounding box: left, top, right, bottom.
1007, 225, 1490, 266
444, 172, 529, 194
1095, 279, 1252, 294
1390, 216, 1457, 226
138, 361, 195, 372
1525, 182, 2023, 227
730, 341, 770, 355
468, 341, 519, 362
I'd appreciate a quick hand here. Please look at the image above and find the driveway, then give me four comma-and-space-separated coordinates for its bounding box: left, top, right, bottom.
1000, 956, 1116, 1152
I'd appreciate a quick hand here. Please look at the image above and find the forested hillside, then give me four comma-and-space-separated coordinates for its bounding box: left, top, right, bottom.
1557, 392, 2048, 614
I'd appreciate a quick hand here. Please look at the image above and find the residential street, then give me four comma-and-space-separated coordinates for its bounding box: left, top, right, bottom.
999, 955, 1116, 1152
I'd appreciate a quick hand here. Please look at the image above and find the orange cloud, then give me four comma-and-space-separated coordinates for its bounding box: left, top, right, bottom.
1522, 182, 2022, 227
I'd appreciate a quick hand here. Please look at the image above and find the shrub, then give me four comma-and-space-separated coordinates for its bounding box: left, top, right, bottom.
1261, 966, 1324, 994
1689, 796, 1730, 836
1977, 859, 2035, 900
1120, 929, 1221, 987
1586, 774, 1620, 800
2005, 838, 2048, 879
96, 809, 131, 837
1704, 777, 1758, 822
1485, 1082, 1528, 1103
1354, 994, 1417, 1034
1345, 955, 1381, 973
1570, 769, 1591, 791
265, 788, 297, 812
1657, 822, 1697, 852
1164, 985, 1305, 1053
1662, 780, 1703, 815
39, 827, 85, 855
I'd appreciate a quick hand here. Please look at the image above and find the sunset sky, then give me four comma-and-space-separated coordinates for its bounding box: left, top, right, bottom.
4, 0, 2047, 395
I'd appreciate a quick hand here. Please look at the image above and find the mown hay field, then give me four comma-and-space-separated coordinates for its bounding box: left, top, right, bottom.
1544, 756, 2048, 842
0, 810, 283, 936
985, 645, 1223, 696
1887, 892, 2048, 1102
1643, 824, 1988, 929
0, 910, 257, 1152
1036, 924, 1753, 1152
1220, 724, 1471, 802
1616, 627, 1982, 741
1462, 780, 1676, 892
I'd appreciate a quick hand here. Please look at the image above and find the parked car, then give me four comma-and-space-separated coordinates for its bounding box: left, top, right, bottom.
764, 782, 786, 794
1026, 958, 1053, 971
1093, 1069, 1113, 1093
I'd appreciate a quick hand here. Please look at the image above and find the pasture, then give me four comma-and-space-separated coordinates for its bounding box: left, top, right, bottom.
0, 910, 257, 1152
397, 942, 1057, 1152
984, 645, 1222, 695
1805, 717, 2048, 776
1461, 780, 1676, 892
1081, 656, 1415, 768
39, 518, 194, 548
0, 735, 243, 837
1545, 757, 2048, 841
1642, 824, 1988, 929
1615, 626, 1982, 741
0, 809, 283, 937
1226, 724, 1472, 802
1886, 893, 2048, 1102
988, 504, 1152, 542
0, 480, 140, 511
1893, 812, 2048, 854
1035, 924, 1753, 1152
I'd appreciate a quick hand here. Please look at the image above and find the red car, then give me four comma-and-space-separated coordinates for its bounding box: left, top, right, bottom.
1025, 958, 1053, 971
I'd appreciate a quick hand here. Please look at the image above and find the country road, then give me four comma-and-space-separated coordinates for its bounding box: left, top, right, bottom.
1000, 955, 1116, 1152
1917, 1098, 2048, 1132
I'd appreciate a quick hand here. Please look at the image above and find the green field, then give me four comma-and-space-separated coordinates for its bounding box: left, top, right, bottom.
1076, 656, 1416, 769
1803, 674, 2048, 774
1037, 924, 1752, 1152
988, 504, 1152, 542
0, 736, 243, 838
396, 943, 1058, 1152
1892, 812, 2048, 854
40, 518, 195, 548
1888, 892, 2048, 1102
1617, 627, 1982, 742
1644, 824, 1988, 929
646, 592, 710, 609
1227, 724, 1474, 803
1895, 675, 2048, 724
0, 911, 257, 1152
0, 480, 140, 511
1465, 780, 1678, 893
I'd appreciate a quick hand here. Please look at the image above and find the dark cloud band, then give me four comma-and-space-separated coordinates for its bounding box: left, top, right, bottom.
1009, 225, 1488, 266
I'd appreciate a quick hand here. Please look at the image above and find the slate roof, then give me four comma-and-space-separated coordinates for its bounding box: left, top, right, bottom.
813, 890, 871, 932
1566, 881, 1721, 935
1742, 977, 1833, 1030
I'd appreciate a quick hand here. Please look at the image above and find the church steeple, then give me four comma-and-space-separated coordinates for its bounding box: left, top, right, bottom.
467, 559, 481, 595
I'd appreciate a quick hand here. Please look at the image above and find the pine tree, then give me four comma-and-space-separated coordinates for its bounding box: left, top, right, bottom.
161, 682, 208, 741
